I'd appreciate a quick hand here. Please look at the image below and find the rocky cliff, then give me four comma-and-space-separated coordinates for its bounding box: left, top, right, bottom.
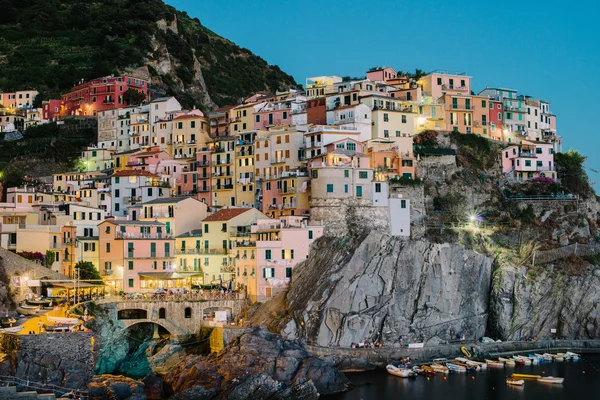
281, 231, 600, 347
284, 232, 494, 346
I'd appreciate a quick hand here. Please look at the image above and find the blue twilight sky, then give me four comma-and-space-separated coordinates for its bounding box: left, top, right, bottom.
167, 0, 600, 191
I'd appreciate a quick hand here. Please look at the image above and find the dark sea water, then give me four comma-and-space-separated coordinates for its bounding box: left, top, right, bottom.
327, 354, 600, 400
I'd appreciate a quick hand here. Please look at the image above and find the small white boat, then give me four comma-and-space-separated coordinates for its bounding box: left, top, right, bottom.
554, 354, 565, 362
506, 379, 525, 386
446, 362, 467, 373
565, 351, 580, 361
386, 364, 414, 378
17, 304, 40, 316
485, 359, 504, 368
515, 355, 532, 366
456, 357, 487, 370
542, 353, 554, 362
499, 357, 516, 367
431, 363, 450, 374
0, 326, 24, 334
47, 316, 79, 325
538, 376, 564, 384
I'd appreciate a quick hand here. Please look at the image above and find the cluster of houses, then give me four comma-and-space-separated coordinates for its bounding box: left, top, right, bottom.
0, 67, 562, 302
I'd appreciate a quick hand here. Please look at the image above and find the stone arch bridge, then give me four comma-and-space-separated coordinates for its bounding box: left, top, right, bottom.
97, 296, 246, 339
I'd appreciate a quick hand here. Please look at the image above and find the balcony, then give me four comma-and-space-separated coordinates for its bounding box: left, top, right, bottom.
278, 187, 296, 194
212, 169, 233, 177
175, 247, 228, 255
214, 184, 234, 191
125, 196, 142, 204
125, 252, 173, 259
474, 120, 488, 127
282, 202, 296, 209
270, 157, 287, 165
216, 158, 232, 165
63, 239, 77, 246
196, 160, 210, 166
116, 232, 174, 239
442, 84, 469, 91
304, 141, 322, 149
235, 241, 256, 248
197, 186, 211, 192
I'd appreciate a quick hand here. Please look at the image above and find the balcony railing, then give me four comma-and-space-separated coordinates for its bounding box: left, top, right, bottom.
175, 247, 228, 255
442, 84, 469, 91
270, 158, 287, 165
197, 186, 211, 192
125, 252, 173, 259
214, 184, 234, 190
278, 187, 296, 194
235, 241, 256, 248
196, 160, 210, 166
125, 196, 142, 204
116, 232, 174, 239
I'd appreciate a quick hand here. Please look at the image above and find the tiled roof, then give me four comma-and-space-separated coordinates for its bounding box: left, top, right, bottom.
174, 114, 205, 120
112, 170, 157, 178
143, 197, 194, 205
202, 207, 252, 222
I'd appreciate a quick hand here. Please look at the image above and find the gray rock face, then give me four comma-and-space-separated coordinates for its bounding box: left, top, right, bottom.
489, 264, 600, 340
163, 326, 348, 398
287, 232, 494, 346
89, 375, 146, 400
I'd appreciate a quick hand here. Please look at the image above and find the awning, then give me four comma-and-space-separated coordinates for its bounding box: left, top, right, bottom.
51, 282, 105, 289
138, 272, 203, 279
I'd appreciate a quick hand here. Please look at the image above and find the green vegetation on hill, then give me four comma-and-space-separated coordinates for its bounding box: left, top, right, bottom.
0, 0, 297, 108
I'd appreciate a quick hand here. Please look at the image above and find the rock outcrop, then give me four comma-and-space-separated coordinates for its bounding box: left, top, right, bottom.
89, 375, 146, 400
285, 232, 494, 346
489, 263, 600, 340
163, 326, 348, 399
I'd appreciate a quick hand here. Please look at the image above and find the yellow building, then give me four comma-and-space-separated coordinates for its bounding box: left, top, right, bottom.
200, 208, 269, 285
175, 230, 204, 275
209, 136, 236, 208
230, 103, 255, 136
172, 113, 210, 161
234, 130, 260, 207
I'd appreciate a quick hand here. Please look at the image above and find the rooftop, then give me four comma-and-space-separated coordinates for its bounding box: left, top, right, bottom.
142, 197, 196, 205
103, 220, 165, 226
202, 207, 253, 222
112, 170, 157, 178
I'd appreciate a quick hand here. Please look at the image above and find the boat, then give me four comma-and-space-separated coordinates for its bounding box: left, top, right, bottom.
47, 316, 79, 325
512, 373, 541, 380
554, 354, 565, 362
16, 304, 40, 316
450, 360, 478, 371
412, 366, 435, 376
485, 359, 504, 368
43, 324, 71, 332
499, 357, 516, 367
0, 326, 24, 334
0, 316, 17, 328
542, 353, 554, 362
446, 362, 467, 373
514, 355, 532, 365
431, 363, 450, 374
456, 357, 487, 370
538, 376, 564, 384
386, 364, 414, 378
506, 378, 525, 386
529, 354, 543, 363
26, 299, 52, 307
565, 351, 581, 361
510, 357, 525, 366
460, 346, 472, 358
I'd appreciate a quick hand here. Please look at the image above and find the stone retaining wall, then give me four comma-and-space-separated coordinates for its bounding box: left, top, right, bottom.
306, 339, 600, 369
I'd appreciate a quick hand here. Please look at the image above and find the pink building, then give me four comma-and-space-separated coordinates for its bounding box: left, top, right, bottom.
501, 140, 556, 181
42, 100, 65, 121
419, 71, 472, 100
254, 102, 292, 130
251, 216, 323, 301
366, 67, 397, 83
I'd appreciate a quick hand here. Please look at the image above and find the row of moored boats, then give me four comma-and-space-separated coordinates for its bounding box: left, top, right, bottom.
387, 352, 580, 386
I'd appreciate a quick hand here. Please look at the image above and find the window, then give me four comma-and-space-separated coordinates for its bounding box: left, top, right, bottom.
128, 261, 133, 270
159, 308, 166, 319
283, 111, 288, 119
498, 113, 502, 120
396, 130, 401, 137
326, 184, 334, 193
465, 99, 471, 110
312, 170, 319, 179
264, 268, 275, 278
375, 183, 381, 193
265, 249, 272, 260
204, 224, 209, 233
536, 147, 542, 154
383, 113, 389, 122
347, 142, 356, 151
128, 279, 134, 288
191, 121, 196, 128
344, 184, 348, 193
255, 115, 260, 123
359, 171, 368, 179
481, 100, 487, 108
384, 130, 389, 138
115, 177, 120, 184
537, 161, 543, 167
401, 200, 407, 208
308, 230, 313, 239
177, 122, 182, 129
184, 307, 192, 318
356, 186, 363, 197
106, 243, 111, 253
525, 160, 532, 167
344, 170, 349, 178
452, 98, 458, 109
437, 77, 442, 85
286, 267, 292, 278
401, 115, 407, 123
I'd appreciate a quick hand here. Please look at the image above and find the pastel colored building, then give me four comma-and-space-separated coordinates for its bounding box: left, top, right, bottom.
61, 75, 148, 117
110, 170, 170, 217
42, 100, 65, 121
238, 216, 323, 302
366, 67, 397, 83
418, 71, 472, 100
138, 197, 208, 236
209, 106, 234, 137
501, 140, 556, 181
98, 220, 177, 293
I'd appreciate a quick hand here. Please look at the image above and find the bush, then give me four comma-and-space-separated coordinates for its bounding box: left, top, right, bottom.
555, 150, 592, 197
433, 193, 468, 221
414, 130, 438, 147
